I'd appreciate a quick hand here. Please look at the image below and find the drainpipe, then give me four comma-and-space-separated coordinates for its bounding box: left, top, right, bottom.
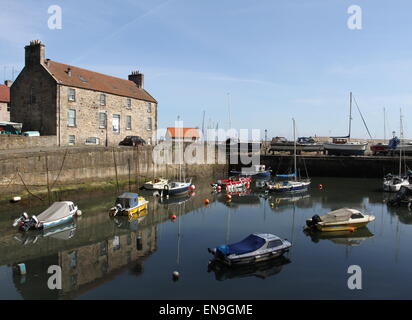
57, 84, 61, 147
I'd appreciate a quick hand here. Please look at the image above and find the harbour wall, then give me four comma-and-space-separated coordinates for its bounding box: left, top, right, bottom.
0, 145, 228, 196
258, 155, 411, 178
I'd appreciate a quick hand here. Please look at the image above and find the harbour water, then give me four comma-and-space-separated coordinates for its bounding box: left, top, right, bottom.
1, 177, 412, 299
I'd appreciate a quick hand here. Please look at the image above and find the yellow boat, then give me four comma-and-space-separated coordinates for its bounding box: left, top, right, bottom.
109, 192, 148, 217
306, 208, 375, 232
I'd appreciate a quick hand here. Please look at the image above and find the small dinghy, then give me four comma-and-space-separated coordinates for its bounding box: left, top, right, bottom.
305, 208, 375, 232
211, 177, 251, 192
109, 193, 148, 217
143, 178, 169, 190
383, 173, 410, 192
230, 165, 272, 178
13, 201, 79, 232
208, 233, 291, 266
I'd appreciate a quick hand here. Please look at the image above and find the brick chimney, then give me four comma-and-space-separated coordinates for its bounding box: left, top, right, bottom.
128, 70, 144, 88
4, 80, 13, 87
25, 40, 45, 67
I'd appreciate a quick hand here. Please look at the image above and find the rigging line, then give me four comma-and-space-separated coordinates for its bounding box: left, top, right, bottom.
352, 95, 373, 139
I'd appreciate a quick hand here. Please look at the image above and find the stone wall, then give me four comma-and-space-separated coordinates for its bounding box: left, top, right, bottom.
10, 65, 58, 135
58, 85, 157, 147
0, 145, 227, 194
0, 135, 57, 150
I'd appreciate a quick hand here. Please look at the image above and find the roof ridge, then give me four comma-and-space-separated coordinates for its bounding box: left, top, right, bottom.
48, 60, 138, 85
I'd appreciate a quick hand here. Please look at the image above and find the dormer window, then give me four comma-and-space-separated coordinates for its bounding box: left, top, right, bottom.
100, 94, 106, 106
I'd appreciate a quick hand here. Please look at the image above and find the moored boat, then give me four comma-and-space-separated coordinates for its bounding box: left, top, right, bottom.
212, 177, 251, 192
305, 208, 375, 232
269, 136, 323, 154
230, 165, 272, 177
109, 192, 148, 217
208, 233, 291, 266
143, 178, 169, 190
13, 201, 79, 232
162, 180, 192, 196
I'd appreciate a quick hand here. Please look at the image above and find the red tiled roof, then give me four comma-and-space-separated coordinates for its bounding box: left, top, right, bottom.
0, 84, 10, 103
45, 60, 157, 103
167, 127, 200, 138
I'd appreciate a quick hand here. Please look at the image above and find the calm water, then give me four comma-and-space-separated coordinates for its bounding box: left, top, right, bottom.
1, 177, 412, 300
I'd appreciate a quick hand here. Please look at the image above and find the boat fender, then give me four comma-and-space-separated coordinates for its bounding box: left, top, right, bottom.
11, 196, 22, 203
32, 215, 39, 225
190, 185, 196, 190
22, 212, 29, 220
76, 210, 82, 217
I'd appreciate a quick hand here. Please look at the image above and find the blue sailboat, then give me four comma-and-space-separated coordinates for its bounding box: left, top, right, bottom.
266, 119, 311, 193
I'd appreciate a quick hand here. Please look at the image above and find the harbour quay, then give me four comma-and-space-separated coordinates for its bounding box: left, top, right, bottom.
258, 154, 410, 178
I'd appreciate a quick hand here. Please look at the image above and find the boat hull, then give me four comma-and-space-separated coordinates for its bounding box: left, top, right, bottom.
267, 181, 311, 193
315, 221, 370, 232
117, 202, 148, 216
215, 249, 289, 266
42, 214, 75, 230
324, 143, 367, 156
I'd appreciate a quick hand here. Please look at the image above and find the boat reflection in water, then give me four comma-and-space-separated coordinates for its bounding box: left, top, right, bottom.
14, 221, 77, 245
207, 256, 291, 281
269, 192, 311, 211
303, 227, 374, 246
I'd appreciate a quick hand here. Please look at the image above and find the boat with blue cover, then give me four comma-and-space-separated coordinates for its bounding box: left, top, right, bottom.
208, 233, 291, 266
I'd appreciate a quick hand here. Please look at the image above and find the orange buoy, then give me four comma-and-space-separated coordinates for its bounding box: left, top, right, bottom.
190, 185, 196, 190
171, 214, 177, 221
348, 227, 355, 233
318, 184, 323, 190
204, 199, 210, 204
226, 194, 232, 200
190, 191, 196, 197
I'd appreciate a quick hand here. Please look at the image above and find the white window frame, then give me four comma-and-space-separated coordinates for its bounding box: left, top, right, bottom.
68, 88, 76, 102
68, 135, 75, 145
99, 112, 106, 129
68, 109, 76, 127
100, 94, 106, 106
147, 117, 152, 131
112, 114, 120, 134
126, 115, 132, 130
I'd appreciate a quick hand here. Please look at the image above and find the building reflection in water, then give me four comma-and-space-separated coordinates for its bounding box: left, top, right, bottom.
11, 215, 157, 300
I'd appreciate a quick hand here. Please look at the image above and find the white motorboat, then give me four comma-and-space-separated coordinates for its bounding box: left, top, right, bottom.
305, 208, 375, 232
208, 233, 291, 266
143, 178, 169, 190
13, 201, 79, 232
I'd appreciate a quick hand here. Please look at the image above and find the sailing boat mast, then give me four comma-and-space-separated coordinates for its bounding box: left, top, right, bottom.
348, 92, 352, 141
383, 107, 387, 143
400, 110, 402, 177
293, 118, 297, 182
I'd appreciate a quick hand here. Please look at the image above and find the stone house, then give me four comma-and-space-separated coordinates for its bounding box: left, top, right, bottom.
0, 81, 12, 121
11, 40, 157, 146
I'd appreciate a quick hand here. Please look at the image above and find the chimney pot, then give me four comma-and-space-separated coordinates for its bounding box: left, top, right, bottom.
128, 71, 144, 89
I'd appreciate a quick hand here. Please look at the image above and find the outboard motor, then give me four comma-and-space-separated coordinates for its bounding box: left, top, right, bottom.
306, 214, 322, 228
19, 216, 39, 232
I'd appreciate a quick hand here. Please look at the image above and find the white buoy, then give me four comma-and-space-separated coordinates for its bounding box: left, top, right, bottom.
11, 196, 21, 203
76, 210, 82, 217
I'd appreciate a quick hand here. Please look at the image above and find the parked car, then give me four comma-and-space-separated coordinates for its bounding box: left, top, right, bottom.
22, 131, 40, 137
119, 136, 146, 146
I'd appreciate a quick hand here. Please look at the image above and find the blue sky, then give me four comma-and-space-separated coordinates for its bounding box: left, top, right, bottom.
1, 0, 412, 139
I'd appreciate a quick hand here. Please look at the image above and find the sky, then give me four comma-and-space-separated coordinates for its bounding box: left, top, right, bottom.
1, 0, 412, 140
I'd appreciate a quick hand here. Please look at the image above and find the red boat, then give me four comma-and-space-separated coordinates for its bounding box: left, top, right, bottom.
212, 177, 251, 191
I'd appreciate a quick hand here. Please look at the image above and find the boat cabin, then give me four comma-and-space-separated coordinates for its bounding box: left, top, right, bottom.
116, 193, 140, 209
332, 138, 348, 144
